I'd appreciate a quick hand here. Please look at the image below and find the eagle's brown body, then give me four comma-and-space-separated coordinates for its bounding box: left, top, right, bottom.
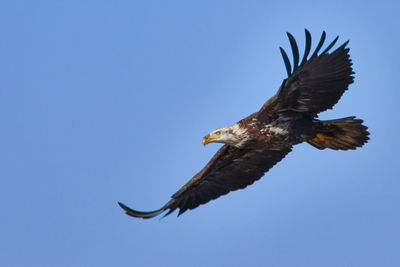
118, 30, 369, 218
235, 112, 314, 150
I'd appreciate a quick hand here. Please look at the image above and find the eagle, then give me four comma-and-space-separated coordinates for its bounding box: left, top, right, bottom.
118, 30, 369, 219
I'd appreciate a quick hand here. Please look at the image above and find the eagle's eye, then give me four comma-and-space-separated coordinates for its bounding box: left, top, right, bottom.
214, 131, 221, 135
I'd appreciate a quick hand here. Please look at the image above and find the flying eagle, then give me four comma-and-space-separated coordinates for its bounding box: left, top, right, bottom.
118, 30, 369, 219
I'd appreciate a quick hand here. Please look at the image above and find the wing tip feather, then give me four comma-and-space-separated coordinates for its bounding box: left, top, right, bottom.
301, 29, 312, 65
286, 32, 300, 72
118, 202, 165, 219
280, 47, 292, 77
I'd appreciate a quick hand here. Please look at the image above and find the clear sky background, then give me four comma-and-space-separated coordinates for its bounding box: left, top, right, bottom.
1, 1, 399, 267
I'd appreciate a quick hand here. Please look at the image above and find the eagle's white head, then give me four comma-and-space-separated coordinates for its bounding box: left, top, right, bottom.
202, 124, 249, 148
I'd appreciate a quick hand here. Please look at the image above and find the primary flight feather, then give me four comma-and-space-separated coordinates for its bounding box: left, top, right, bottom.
118, 30, 369, 219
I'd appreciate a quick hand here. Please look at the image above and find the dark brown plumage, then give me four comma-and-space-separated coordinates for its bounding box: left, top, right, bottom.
118, 30, 369, 219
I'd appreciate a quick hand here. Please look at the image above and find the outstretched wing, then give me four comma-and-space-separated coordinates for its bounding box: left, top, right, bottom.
259, 30, 354, 120
119, 145, 292, 218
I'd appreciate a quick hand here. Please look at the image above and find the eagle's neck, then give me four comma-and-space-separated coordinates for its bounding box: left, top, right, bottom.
226, 124, 250, 148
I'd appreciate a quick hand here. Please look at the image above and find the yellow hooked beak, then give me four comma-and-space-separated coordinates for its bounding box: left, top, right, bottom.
202, 133, 219, 146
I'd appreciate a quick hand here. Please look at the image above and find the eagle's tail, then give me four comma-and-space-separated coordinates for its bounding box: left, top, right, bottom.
307, 116, 369, 150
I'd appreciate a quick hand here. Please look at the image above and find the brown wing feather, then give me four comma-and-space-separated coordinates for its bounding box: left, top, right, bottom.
259, 31, 354, 120
119, 145, 292, 218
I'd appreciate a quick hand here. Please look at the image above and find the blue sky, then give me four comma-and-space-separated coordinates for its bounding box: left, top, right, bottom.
1, 1, 399, 266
